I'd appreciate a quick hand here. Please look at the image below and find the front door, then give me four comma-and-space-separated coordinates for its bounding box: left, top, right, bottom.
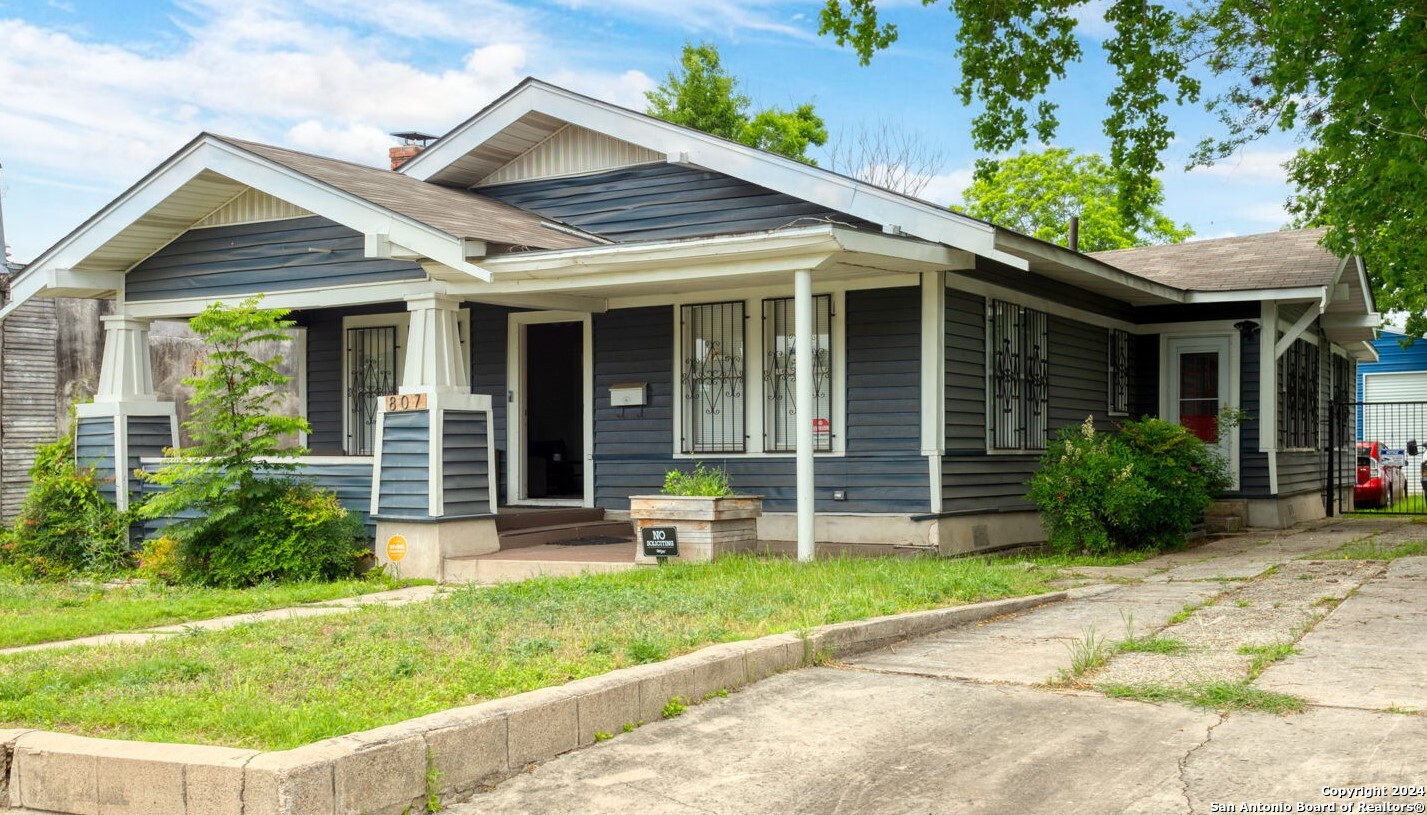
508, 313, 592, 506
1167, 335, 1237, 487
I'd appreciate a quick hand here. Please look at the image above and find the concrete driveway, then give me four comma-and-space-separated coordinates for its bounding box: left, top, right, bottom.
450, 520, 1427, 814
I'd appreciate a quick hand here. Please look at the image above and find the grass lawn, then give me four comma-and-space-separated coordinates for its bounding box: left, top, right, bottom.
0, 566, 413, 649
0, 554, 1054, 750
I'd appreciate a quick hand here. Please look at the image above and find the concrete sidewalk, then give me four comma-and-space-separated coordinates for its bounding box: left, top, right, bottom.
450, 519, 1427, 814
0, 584, 445, 655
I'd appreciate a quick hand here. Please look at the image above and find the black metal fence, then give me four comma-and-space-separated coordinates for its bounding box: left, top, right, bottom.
1326, 400, 1427, 515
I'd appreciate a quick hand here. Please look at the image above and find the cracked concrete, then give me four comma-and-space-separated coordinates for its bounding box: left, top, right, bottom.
445, 519, 1427, 814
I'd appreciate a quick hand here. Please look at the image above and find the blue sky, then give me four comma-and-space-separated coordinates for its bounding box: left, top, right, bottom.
0, 0, 1301, 264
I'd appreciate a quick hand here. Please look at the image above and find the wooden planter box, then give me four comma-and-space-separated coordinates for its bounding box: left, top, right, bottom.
628, 495, 763, 563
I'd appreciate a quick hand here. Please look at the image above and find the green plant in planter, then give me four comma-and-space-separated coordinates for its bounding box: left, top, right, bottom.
661, 462, 735, 497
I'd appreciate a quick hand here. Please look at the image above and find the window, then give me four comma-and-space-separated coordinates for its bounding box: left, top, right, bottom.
988, 300, 1049, 450
346, 323, 401, 456
1331, 353, 1351, 447
1279, 337, 1319, 449
1108, 328, 1131, 415
763, 295, 833, 452
680, 301, 746, 453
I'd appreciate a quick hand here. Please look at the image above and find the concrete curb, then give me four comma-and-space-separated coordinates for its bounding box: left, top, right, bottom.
2, 590, 1065, 815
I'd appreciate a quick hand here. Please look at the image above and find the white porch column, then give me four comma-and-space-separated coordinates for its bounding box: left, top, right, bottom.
94, 315, 157, 403
795, 269, 816, 562
372, 293, 498, 580
402, 293, 469, 395
77, 314, 177, 511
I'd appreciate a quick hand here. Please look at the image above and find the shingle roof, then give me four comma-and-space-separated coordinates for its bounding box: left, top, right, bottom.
1089, 228, 1339, 292
213, 136, 596, 251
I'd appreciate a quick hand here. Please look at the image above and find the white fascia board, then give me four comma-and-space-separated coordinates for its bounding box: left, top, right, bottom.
478, 226, 846, 277
122, 279, 450, 320
401, 81, 1000, 257
1184, 286, 1328, 304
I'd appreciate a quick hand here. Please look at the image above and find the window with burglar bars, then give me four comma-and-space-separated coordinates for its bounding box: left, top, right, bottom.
681, 302, 746, 453
1331, 353, 1351, 447
347, 326, 398, 456
1108, 328, 1131, 415
763, 295, 833, 452
1279, 338, 1319, 449
988, 300, 1049, 450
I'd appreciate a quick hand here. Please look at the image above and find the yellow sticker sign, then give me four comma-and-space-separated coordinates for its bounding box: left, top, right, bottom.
386, 535, 408, 563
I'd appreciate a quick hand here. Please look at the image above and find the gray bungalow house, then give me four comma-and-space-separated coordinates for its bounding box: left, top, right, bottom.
0, 79, 1378, 577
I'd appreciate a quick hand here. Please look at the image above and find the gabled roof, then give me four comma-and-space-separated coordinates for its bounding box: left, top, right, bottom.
1089, 228, 1338, 291
214, 137, 593, 251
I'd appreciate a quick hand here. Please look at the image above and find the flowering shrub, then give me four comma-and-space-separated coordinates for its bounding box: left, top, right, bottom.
1028, 416, 1231, 554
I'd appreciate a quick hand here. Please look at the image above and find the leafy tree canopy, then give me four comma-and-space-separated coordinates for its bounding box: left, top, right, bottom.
958, 148, 1192, 251
646, 42, 828, 163
819, 1, 1427, 332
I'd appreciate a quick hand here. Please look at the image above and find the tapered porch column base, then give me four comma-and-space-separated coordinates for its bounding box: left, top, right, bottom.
373, 516, 499, 582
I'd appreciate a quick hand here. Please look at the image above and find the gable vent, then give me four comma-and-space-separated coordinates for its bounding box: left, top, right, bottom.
195, 188, 313, 229
478, 124, 662, 187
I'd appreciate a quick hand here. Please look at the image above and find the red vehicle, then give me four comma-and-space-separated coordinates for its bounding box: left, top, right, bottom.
1355, 441, 1406, 508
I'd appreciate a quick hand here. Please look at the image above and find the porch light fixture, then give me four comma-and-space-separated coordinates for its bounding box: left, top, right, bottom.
1234, 320, 1260, 338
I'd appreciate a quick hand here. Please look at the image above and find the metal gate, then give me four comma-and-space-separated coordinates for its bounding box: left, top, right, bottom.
1326, 399, 1427, 515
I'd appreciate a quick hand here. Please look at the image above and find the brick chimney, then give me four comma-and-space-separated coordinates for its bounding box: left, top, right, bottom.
389, 132, 438, 171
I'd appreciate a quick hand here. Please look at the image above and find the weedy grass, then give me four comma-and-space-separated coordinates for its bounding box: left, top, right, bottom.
0, 568, 413, 648
1117, 636, 1190, 655
1101, 681, 1306, 714
1317, 535, 1427, 561
1237, 642, 1299, 679
0, 553, 1053, 750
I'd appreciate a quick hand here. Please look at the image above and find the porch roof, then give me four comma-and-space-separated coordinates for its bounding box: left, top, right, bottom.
1089, 228, 1340, 292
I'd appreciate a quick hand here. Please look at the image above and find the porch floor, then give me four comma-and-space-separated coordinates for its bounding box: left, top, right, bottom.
444, 540, 640, 584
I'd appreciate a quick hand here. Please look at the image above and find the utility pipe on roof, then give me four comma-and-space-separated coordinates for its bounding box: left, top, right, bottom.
795, 268, 816, 562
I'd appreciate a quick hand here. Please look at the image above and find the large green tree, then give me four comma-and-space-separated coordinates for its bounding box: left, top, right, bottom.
958, 148, 1192, 251
819, 1, 1427, 331
646, 42, 828, 163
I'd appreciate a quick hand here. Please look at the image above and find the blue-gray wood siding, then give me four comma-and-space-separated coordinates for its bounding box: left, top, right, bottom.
127, 415, 174, 510
125, 216, 425, 302
945, 289, 986, 452
376, 410, 431, 518
1132, 302, 1260, 324
1236, 334, 1271, 496
467, 302, 514, 488
75, 417, 116, 506
442, 411, 491, 516
478, 163, 875, 243
296, 305, 408, 455
954, 262, 1134, 322
136, 459, 376, 538
941, 286, 1141, 512
592, 289, 928, 515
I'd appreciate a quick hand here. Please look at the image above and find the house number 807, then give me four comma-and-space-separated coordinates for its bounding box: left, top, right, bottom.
385, 393, 428, 412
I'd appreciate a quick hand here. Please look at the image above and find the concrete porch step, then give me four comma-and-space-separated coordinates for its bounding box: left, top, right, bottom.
444, 541, 641, 584
494, 507, 607, 532
498, 519, 634, 549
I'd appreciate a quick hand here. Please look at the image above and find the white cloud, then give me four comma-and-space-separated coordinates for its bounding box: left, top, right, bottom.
1071, 0, 1116, 39
1191, 149, 1295, 183
918, 167, 976, 208
1236, 201, 1290, 226
286, 121, 394, 166
550, 0, 815, 40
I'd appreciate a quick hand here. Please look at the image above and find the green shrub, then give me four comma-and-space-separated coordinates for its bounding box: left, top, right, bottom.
0, 433, 132, 579
138, 298, 366, 586
662, 462, 734, 496
1028, 417, 1231, 554
176, 480, 365, 587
